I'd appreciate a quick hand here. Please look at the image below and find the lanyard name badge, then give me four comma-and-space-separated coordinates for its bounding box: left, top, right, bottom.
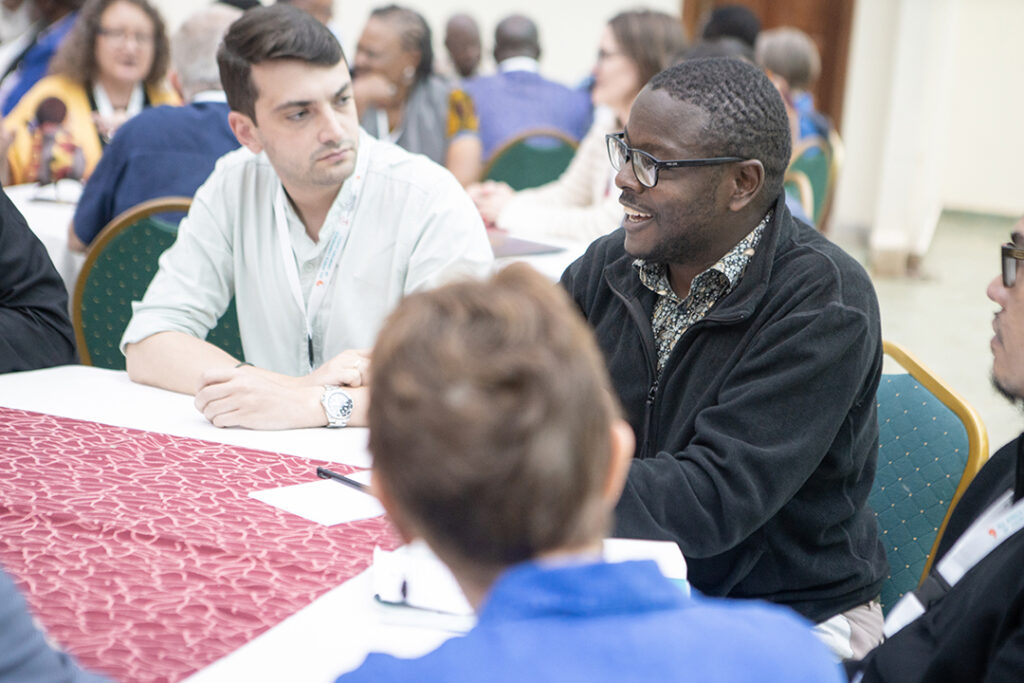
273, 147, 366, 372
884, 489, 1024, 637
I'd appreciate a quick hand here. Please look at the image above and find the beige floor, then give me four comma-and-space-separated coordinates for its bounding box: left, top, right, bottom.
832, 211, 1022, 454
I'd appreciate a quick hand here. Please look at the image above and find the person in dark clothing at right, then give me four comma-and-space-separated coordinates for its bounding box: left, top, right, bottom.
847, 221, 1024, 682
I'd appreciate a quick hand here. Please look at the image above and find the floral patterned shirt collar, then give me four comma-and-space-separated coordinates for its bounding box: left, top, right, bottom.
633, 210, 772, 376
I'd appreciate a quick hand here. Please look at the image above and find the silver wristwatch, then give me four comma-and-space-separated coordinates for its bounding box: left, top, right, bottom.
320, 385, 353, 428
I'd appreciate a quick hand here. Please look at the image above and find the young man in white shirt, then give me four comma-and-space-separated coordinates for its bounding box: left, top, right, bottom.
122, 5, 492, 430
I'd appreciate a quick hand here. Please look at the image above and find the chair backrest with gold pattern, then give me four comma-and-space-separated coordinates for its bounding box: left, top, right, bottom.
871, 340, 989, 613
72, 197, 243, 369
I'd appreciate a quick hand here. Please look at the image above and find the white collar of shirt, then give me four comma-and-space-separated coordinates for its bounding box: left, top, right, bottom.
499, 56, 540, 74
191, 90, 227, 104
93, 82, 145, 118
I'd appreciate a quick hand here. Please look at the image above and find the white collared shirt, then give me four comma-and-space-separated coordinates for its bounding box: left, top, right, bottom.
498, 56, 540, 74
122, 129, 493, 375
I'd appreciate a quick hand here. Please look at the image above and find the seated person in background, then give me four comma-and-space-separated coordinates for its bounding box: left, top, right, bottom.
0, 185, 76, 372
352, 5, 481, 186
338, 264, 844, 682
121, 5, 492, 430
755, 26, 830, 141
846, 222, 1024, 683
442, 13, 480, 80
275, 0, 344, 47
0, 0, 82, 116
1, 0, 179, 186
0, 565, 108, 682
699, 3, 760, 49
560, 58, 888, 659
681, 35, 754, 62
276, 0, 333, 28
463, 14, 592, 163
68, 4, 242, 251
468, 9, 686, 243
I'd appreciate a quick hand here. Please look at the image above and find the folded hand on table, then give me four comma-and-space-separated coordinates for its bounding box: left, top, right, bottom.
195, 367, 369, 429
303, 348, 372, 388
466, 180, 514, 225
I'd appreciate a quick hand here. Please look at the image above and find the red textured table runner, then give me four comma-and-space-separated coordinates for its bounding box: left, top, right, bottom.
0, 406, 400, 682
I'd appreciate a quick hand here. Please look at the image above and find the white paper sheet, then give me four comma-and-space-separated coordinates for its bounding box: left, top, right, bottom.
249, 473, 383, 525
369, 537, 688, 629
183, 570, 456, 683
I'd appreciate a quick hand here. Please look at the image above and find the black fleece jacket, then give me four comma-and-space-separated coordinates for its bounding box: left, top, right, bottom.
0, 185, 76, 373
561, 195, 888, 622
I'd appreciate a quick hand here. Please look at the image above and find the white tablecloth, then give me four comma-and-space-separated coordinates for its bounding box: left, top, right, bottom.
0, 365, 372, 467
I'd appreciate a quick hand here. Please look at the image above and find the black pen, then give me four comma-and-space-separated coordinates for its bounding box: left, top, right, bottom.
316, 466, 370, 493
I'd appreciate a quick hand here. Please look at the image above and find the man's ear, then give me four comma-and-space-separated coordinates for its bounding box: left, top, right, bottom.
727, 159, 766, 212
601, 418, 636, 504
227, 111, 263, 154
168, 69, 184, 101
370, 468, 418, 543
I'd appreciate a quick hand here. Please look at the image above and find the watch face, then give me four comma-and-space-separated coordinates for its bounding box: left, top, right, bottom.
326, 390, 353, 421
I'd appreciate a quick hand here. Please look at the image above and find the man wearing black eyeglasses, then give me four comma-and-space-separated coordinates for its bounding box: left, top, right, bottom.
561, 57, 887, 659
846, 223, 1024, 681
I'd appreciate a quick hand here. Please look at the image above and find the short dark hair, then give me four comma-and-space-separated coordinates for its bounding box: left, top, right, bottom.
493, 14, 540, 63
369, 264, 622, 573
650, 57, 791, 203
608, 9, 688, 88
370, 5, 433, 83
50, 0, 170, 90
217, 4, 344, 120
700, 5, 761, 48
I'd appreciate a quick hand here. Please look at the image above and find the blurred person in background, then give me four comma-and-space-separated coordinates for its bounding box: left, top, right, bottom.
276, 0, 344, 47
68, 3, 242, 251
0, 0, 83, 115
1, 0, 178, 185
443, 12, 481, 80
469, 9, 686, 242
353, 4, 481, 185
463, 13, 591, 163
755, 26, 829, 141
699, 4, 760, 49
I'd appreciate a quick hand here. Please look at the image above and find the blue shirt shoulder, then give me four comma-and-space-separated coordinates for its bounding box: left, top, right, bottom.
337, 560, 843, 682
72, 101, 239, 245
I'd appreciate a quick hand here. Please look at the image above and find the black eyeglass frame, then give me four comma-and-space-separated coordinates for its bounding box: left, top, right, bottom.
1002, 239, 1024, 287
605, 132, 745, 188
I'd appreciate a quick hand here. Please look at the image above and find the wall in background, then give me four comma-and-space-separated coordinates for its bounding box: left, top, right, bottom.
940, 0, 1024, 217
834, 0, 1023, 246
